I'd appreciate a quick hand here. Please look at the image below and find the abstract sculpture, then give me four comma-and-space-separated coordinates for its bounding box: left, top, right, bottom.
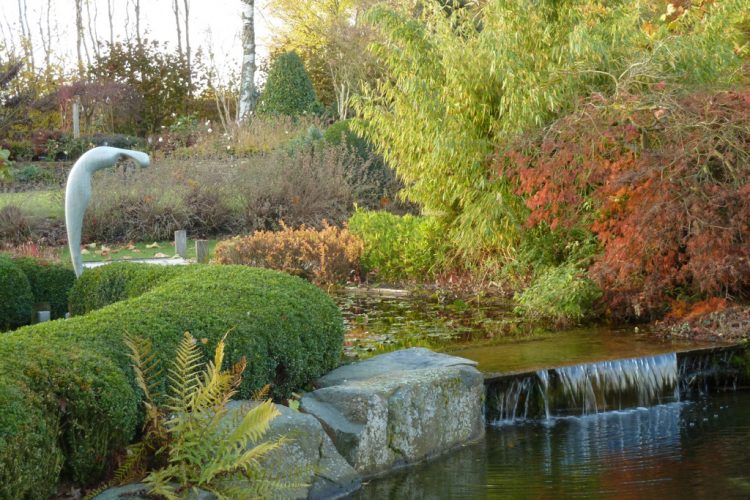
65, 146, 150, 277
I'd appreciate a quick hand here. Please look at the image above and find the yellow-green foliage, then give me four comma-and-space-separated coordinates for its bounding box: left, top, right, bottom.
354, 0, 748, 271
348, 209, 442, 282
213, 222, 364, 284
0, 265, 343, 497
146, 333, 288, 499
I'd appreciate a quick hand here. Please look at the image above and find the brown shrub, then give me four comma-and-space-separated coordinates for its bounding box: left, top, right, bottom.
212, 222, 363, 285
0, 205, 31, 244
83, 142, 372, 242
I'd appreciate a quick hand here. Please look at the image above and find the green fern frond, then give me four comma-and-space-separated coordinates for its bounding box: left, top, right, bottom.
226, 400, 280, 449
167, 332, 203, 413
143, 466, 181, 500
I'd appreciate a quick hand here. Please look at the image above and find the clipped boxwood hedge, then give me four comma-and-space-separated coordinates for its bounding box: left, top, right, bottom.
68, 262, 186, 315
0, 264, 344, 497
12, 257, 76, 319
0, 255, 34, 330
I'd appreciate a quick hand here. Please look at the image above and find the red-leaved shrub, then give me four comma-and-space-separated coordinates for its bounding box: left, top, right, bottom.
504, 89, 750, 320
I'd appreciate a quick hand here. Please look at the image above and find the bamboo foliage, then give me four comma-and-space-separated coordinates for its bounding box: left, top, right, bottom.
353, 0, 748, 272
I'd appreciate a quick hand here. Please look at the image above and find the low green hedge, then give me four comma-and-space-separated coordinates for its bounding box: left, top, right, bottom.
12, 257, 76, 319
0, 264, 344, 497
68, 262, 185, 315
0, 255, 33, 330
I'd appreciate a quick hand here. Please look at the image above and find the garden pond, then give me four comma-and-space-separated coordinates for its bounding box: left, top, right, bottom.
331, 288, 750, 499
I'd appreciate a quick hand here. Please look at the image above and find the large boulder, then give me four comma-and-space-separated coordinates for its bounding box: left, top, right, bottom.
300, 348, 485, 476
232, 402, 362, 499
95, 403, 361, 500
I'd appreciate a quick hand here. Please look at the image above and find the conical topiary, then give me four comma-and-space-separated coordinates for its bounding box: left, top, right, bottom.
257, 52, 320, 116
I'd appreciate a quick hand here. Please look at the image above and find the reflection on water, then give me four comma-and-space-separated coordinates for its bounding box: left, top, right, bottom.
355, 392, 750, 499
330, 289, 715, 373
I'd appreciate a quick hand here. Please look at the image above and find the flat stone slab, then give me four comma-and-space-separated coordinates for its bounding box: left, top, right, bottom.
316, 347, 478, 388
83, 257, 189, 269
301, 348, 485, 477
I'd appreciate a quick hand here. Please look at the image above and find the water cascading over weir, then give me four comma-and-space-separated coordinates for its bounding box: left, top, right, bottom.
485, 346, 743, 423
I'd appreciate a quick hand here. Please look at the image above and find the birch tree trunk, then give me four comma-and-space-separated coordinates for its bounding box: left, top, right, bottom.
183, 0, 192, 94
106, 0, 114, 45
238, 0, 256, 123
75, 0, 85, 78
173, 0, 183, 59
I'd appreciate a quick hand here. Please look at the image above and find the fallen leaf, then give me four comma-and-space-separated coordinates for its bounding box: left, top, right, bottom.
146, 242, 160, 249
154, 252, 168, 258
80, 248, 90, 255
132, 249, 141, 253
87, 243, 96, 249
122, 255, 132, 260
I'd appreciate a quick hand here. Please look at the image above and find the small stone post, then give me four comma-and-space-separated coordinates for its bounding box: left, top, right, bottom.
175, 230, 187, 258
196, 239, 209, 263
37, 311, 51, 323
72, 96, 81, 139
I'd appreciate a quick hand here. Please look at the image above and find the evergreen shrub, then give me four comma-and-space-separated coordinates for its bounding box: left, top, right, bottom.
257, 52, 320, 116
11, 257, 76, 319
0, 255, 33, 330
0, 264, 344, 496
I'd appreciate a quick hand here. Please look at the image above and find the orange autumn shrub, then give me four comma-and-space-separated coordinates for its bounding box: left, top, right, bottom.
212, 222, 363, 285
504, 89, 750, 321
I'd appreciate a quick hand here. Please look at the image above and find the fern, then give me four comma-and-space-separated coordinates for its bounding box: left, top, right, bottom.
111, 331, 299, 499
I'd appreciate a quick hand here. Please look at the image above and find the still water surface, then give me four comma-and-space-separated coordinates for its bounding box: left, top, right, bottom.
355, 391, 750, 499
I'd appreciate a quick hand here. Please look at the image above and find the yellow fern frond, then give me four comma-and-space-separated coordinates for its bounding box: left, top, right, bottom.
226, 400, 280, 449
167, 332, 202, 413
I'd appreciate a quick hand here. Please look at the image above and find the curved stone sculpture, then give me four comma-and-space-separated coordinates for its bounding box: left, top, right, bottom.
65, 146, 150, 277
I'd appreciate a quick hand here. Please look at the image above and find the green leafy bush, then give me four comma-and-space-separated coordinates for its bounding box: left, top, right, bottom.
0, 255, 33, 330
257, 52, 320, 116
11, 257, 76, 319
68, 263, 185, 316
1, 264, 343, 496
0, 336, 137, 494
348, 209, 443, 282
514, 263, 602, 325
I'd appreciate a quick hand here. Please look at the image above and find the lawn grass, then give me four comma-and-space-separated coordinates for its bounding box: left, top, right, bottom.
59, 239, 220, 262
0, 189, 65, 218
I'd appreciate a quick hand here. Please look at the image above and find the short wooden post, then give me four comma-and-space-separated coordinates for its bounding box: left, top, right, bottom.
72, 96, 81, 139
196, 239, 209, 263
175, 230, 187, 258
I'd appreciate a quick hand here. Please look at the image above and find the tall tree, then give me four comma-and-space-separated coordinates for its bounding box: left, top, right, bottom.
75, 0, 85, 77
107, 0, 115, 45
238, 0, 256, 122
183, 0, 192, 93
173, 0, 183, 59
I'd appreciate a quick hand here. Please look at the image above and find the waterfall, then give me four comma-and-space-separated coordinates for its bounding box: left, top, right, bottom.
486, 347, 744, 424
487, 353, 680, 423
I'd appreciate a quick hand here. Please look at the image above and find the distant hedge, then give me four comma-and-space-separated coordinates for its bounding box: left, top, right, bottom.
0, 255, 33, 330
12, 257, 76, 319
0, 264, 344, 497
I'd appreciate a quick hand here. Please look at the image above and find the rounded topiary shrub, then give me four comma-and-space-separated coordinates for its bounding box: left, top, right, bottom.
1, 264, 344, 496
68, 262, 186, 315
257, 52, 319, 116
12, 257, 76, 319
0, 255, 34, 330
